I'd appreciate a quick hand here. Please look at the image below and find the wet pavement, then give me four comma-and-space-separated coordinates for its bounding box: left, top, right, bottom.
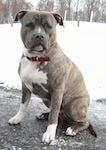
0, 86, 106, 150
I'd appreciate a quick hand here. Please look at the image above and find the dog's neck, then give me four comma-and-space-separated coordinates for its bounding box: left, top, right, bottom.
23, 55, 50, 69
23, 47, 50, 62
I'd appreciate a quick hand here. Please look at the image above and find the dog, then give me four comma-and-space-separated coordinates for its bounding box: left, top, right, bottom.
8, 10, 96, 143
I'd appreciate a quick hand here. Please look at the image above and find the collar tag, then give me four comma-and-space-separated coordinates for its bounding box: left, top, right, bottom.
36, 63, 41, 69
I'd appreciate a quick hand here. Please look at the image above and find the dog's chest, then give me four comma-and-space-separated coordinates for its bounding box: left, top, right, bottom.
20, 57, 48, 92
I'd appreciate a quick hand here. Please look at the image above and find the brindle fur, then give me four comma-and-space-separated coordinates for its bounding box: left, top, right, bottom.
9, 10, 97, 141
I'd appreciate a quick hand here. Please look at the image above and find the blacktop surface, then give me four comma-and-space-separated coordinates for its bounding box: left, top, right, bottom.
0, 86, 106, 150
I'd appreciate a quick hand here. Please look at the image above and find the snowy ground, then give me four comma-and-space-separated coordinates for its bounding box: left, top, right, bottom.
0, 21, 106, 99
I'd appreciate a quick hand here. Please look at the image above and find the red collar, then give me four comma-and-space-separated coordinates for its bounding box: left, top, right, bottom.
26, 56, 50, 62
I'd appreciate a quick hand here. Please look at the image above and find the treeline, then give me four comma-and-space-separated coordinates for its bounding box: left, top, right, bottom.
0, 0, 106, 24
0, 0, 32, 23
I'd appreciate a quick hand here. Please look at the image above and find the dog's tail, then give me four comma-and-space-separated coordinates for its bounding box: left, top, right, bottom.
88, 123, 97, 137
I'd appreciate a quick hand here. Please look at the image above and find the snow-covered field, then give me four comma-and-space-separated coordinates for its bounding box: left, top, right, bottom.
0, 21, 106, 99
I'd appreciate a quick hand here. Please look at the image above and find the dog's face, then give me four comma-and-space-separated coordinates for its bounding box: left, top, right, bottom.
15, 10, 63, 55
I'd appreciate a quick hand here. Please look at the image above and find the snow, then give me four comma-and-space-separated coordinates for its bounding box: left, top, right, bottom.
0, 21, 106, 99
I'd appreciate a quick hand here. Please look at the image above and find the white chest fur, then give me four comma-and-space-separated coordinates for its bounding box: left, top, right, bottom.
20, 57, 48, 92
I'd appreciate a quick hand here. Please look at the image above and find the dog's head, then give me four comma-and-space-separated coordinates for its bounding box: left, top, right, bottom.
15, 10, 63, 55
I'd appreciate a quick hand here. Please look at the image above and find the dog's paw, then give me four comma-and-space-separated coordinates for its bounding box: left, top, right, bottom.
36, 112, 49, 120
66, 127, 76, 136
8, 116, 20, 124
42, 132, 55, 143
42, 124, 57, 143
8, 116, 21, 124
8, 114, 22, 125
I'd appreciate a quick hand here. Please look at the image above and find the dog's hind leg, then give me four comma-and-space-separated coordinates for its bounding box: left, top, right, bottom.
8, 83, 31, 124
66, 120, 89, 136
63, 97, 90, 136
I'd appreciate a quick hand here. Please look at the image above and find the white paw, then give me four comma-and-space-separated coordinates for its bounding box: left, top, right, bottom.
42, 124, 57, 143
66, 127, 76, 136
8, 103, 27, 125
8, 110, 25, 125
8, 115, 22, 124
42, 132, 55, 143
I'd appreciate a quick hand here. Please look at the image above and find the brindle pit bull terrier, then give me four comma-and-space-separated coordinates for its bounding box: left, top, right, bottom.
8, 10, 96, 143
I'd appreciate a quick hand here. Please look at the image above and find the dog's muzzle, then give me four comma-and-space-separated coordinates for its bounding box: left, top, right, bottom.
27, 33, 47, 52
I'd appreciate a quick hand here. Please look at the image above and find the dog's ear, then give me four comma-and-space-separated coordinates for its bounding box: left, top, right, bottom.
14, 10, 29, 22
52, 13, 64, 26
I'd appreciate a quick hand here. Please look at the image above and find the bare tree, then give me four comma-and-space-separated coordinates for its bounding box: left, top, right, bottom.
56, 0, 67, 19
37, 0, 54, 12
0, 0, 7, 23
66, 0, 72, 20
93, 7, 101, 22
7, 0, 32, 19
73, 0, 83, 20
0, 0, 32, 24
37, 0, 47, 11
100, 0, 106, 22
85, 0, 100, 22
45, 0, 54, 12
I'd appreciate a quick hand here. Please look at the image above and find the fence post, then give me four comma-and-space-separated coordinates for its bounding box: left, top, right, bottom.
77, 16, 80, 27
10, 16, 14, 27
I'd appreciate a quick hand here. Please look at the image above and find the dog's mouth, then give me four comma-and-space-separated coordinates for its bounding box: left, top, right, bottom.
29, 43, 45, 53
33, 44, 44, 52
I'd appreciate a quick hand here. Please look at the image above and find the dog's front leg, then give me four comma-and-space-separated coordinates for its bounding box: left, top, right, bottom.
8, 83, 31, 124
42, 89, 63, 143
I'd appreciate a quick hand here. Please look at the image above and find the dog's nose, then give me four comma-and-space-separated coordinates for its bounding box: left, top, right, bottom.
35, 34, 44, 40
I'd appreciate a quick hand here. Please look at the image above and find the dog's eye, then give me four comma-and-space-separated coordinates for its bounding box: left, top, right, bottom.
25, 22, 34, 28
43, 23, 52, 29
